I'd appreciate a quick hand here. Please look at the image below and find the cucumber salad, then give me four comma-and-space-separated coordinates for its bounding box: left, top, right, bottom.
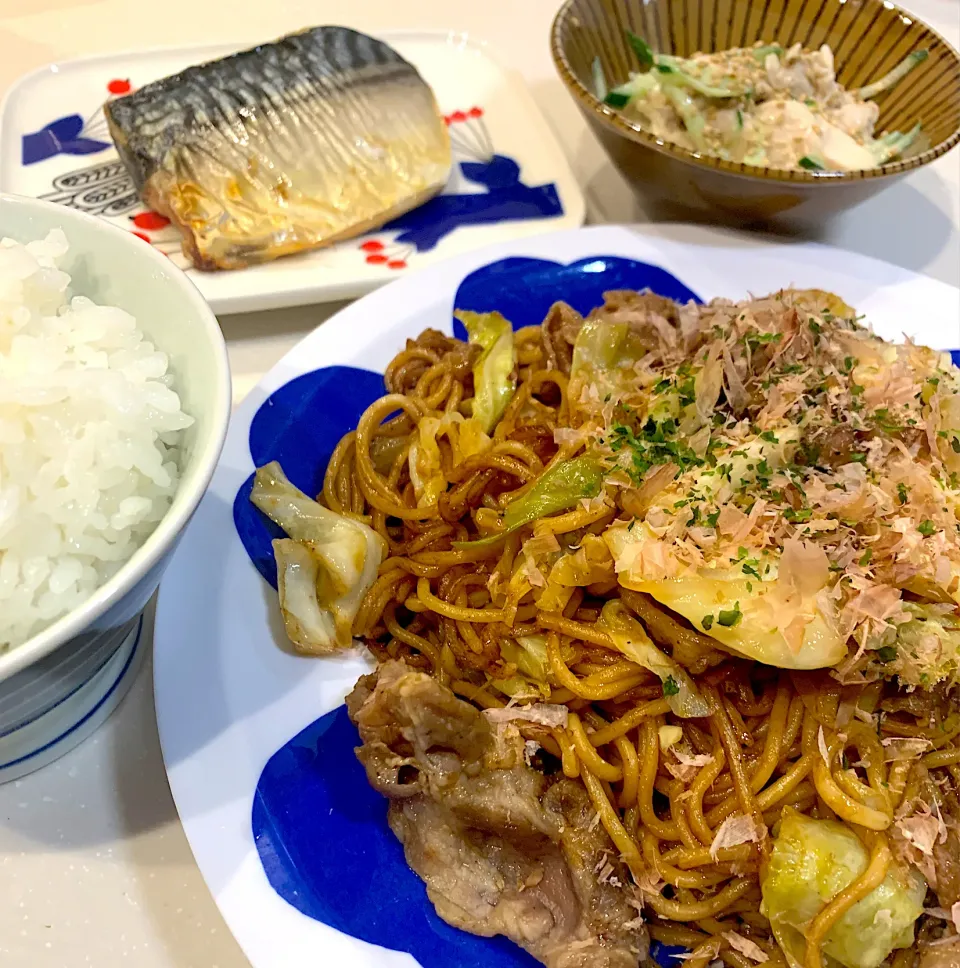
596, 35, 927, 172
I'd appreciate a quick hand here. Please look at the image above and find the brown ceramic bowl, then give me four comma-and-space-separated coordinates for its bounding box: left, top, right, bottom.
551, 0, 960, 224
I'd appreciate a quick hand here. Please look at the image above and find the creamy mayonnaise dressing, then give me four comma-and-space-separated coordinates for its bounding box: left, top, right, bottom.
605, 40, 924, 172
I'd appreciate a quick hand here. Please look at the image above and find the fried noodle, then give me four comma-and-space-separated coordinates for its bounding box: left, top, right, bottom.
271, 292, 960, 968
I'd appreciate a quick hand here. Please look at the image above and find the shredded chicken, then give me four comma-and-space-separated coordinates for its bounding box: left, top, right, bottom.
347, 662, 649, 967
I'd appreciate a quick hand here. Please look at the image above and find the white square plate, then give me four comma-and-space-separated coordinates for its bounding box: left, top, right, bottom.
0, 31, 585, 314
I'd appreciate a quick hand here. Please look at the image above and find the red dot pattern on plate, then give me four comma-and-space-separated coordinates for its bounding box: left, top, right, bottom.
360, 240, 384, 252
107, 79, 132, 95
444, 106, 483, 125
387, 260, 407, 270
131, 231, 151, 243
132, 211, 170, 231
365, 254, 388, 265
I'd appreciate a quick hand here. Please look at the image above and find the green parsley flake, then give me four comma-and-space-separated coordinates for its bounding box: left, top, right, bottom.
608, 420, 704, 484
718, 602, 742, 627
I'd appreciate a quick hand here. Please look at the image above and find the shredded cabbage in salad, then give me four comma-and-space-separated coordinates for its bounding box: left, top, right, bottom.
597, 35, 927, 172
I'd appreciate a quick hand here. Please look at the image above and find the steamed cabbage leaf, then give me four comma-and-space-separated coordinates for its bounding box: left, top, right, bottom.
501, 634, 550, 681
492, 634, 553, 700
456, 455, 605, 548
569, 316, 651, 408
455, 310, 517, 432
272, 539, 341, 653
600, 601, 710, 717
408, 411, 491, 507
568, 311, 720, 436
604, 524, 846, 670
761, 809, 926, 968
251, 461, 386, 653
873, 601, 960, 688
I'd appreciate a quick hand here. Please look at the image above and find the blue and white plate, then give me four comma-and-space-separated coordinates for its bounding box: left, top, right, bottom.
152, 224, 960, 968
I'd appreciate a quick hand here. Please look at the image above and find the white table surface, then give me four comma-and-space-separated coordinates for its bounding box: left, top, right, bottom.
0, 1, 958, 966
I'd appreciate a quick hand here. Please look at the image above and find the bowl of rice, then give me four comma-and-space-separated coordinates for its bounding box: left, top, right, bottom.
0, 193, 230, 781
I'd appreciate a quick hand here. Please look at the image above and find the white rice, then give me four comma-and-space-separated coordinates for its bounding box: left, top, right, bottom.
0, 229, 193, 652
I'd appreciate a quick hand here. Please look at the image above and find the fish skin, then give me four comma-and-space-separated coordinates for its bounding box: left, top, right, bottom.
104, 26, 451, 270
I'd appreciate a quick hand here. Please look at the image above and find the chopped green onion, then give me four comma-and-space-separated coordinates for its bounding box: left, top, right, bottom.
868, 123, 922, 165
876, 645, 898, 663
857, 49, 928, 100
603, 73, 657, 109
604, 89, 631, 108
627, 31, 655, 69
659, 64, 743, 98
799, 155, 825, 171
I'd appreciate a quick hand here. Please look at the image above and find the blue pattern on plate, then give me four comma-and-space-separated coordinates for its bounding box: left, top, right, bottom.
238, 256, 713, 965
451, 255, 701, 339
380, 155, 563, 253
649, 942, 693, 967
21, 114, 111, 165
253, 704, 539, 967
233, 366, 386, 590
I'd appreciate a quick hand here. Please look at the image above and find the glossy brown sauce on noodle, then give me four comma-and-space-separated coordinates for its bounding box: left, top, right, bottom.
320, 312, 960, 968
